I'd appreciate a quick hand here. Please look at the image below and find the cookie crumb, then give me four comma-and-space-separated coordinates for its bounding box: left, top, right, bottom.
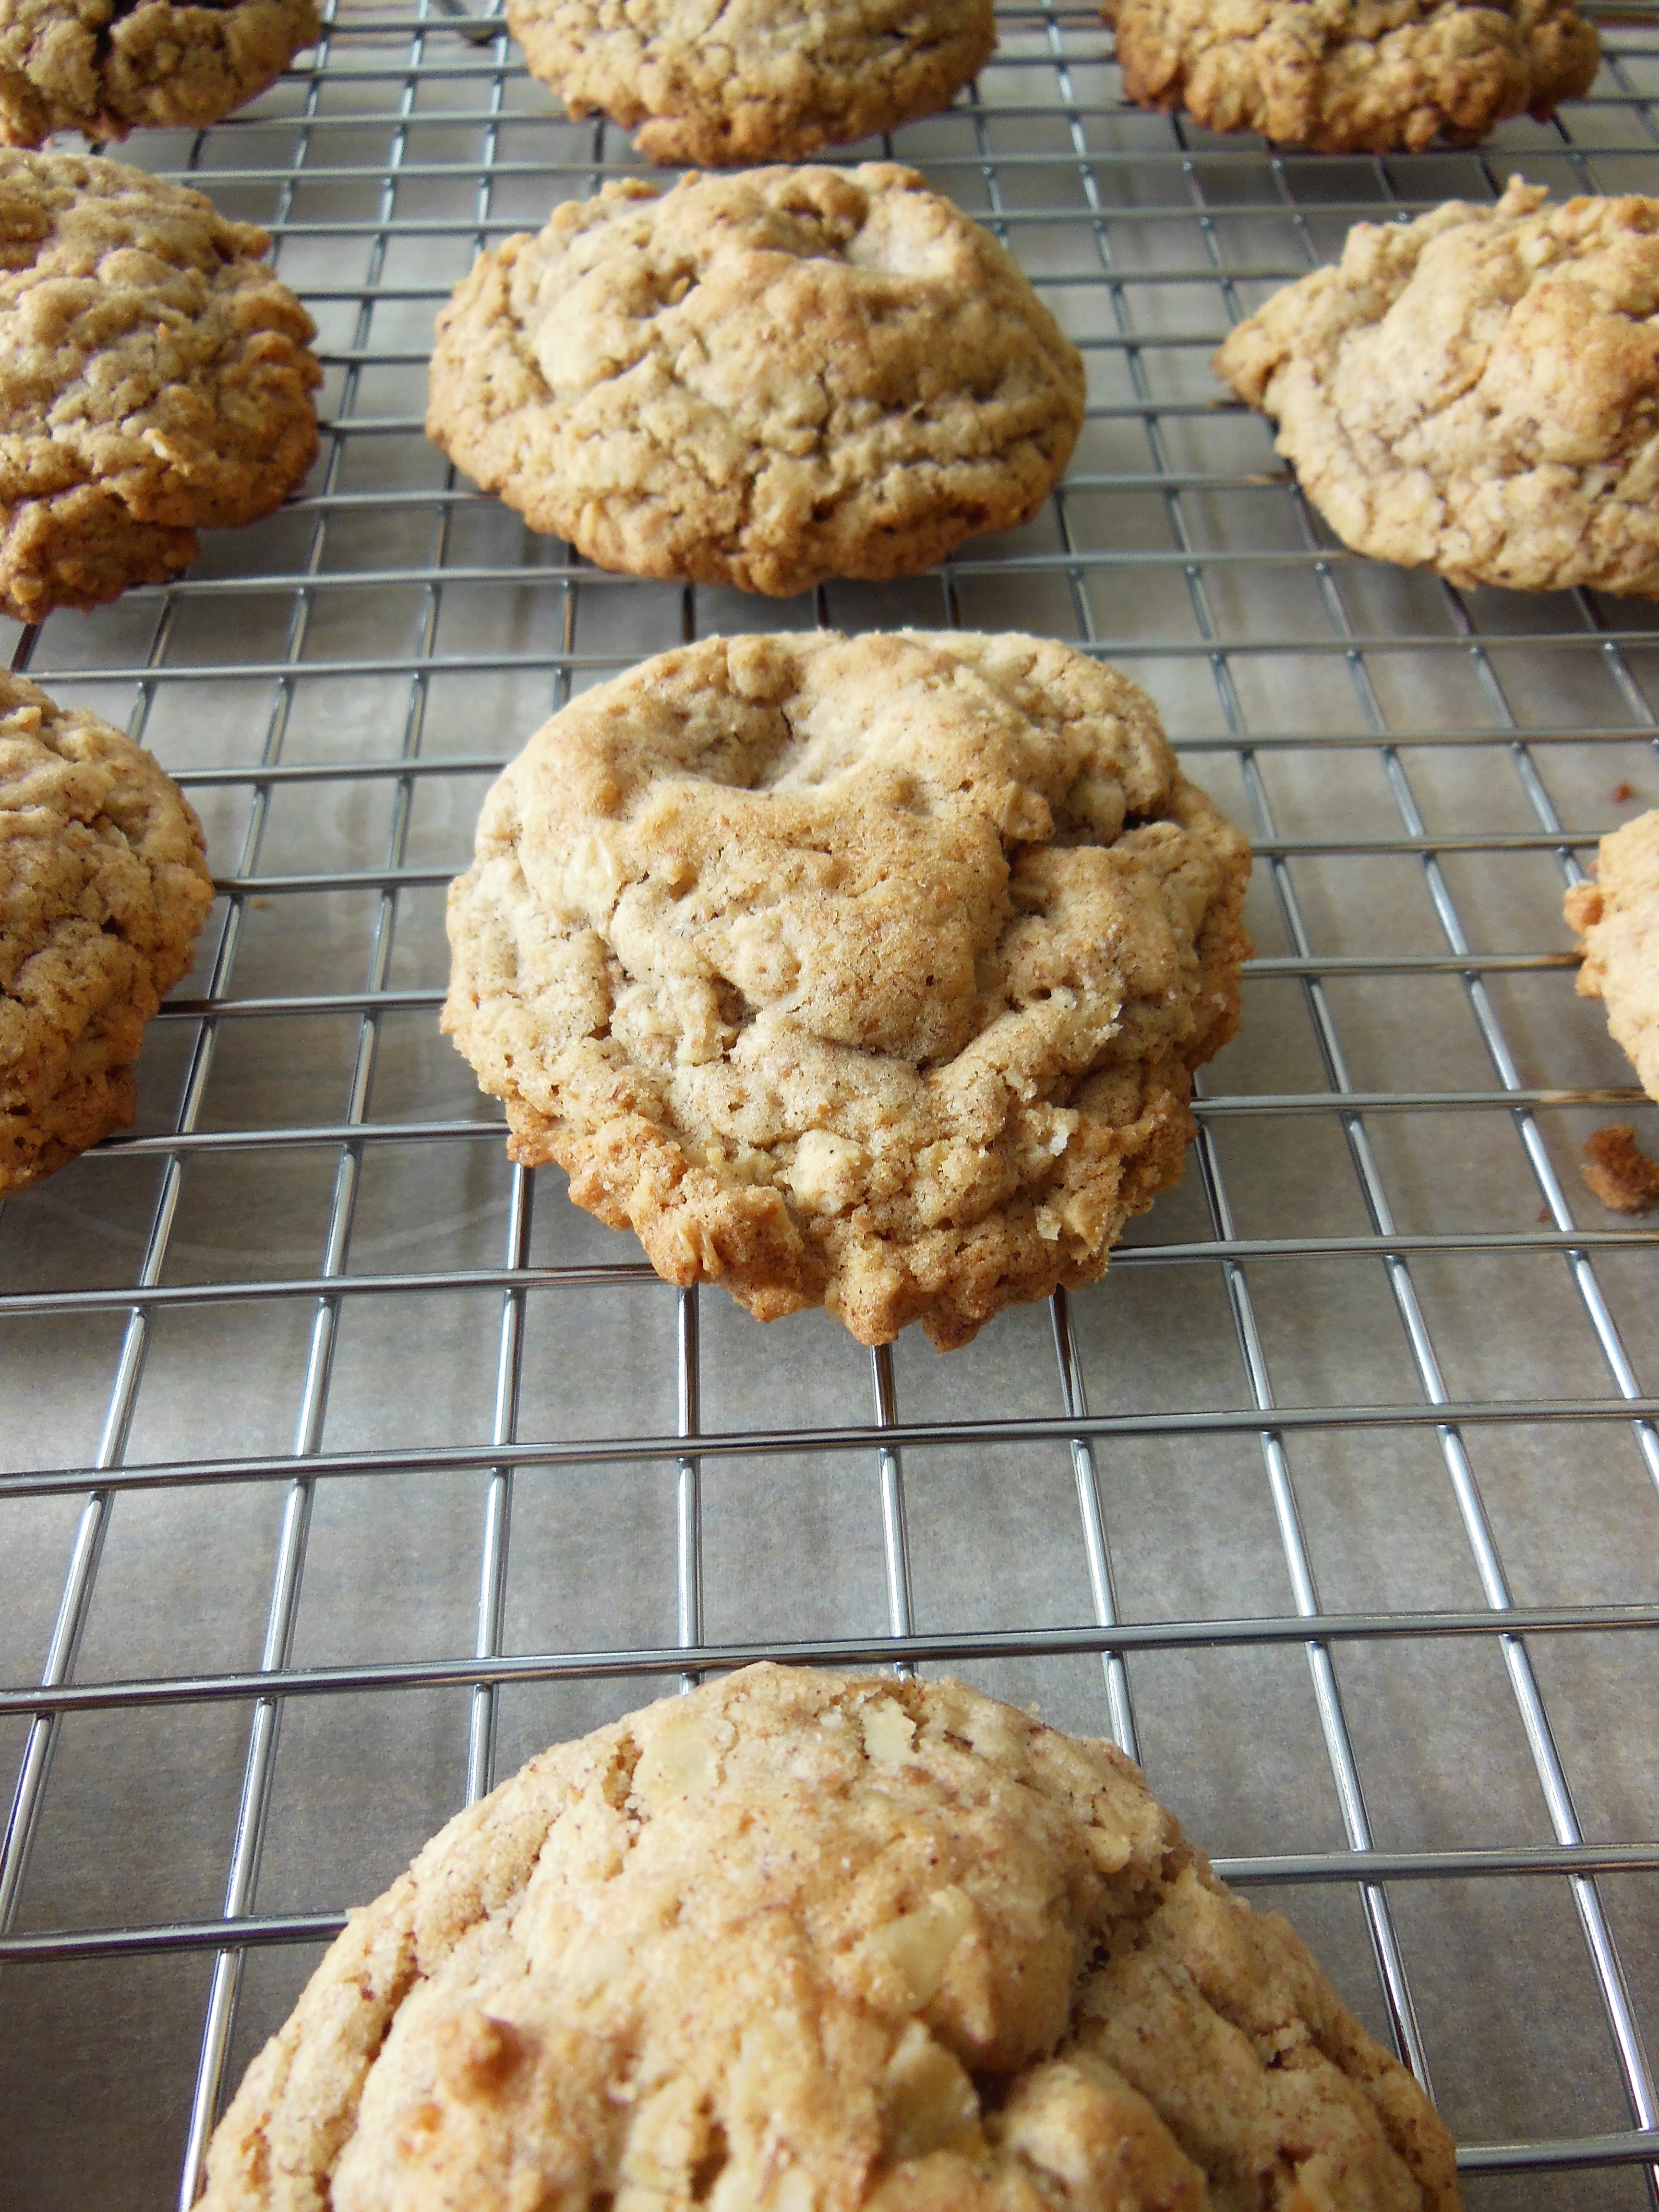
1613, 781, 1637, 803
1582, 1125, 1659, 1213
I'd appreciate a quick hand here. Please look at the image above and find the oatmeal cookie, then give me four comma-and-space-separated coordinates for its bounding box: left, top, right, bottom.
1215, 178, 1659, 599
0, 148, 322, 621
505, 0, 994, 166
1106, 0, 1597, 152
1565, 807, 1659, 1100
0, 672, 213, 1194
200, 1663, 1461, 2212
442, 630, 1250, 1350
425, 164, 1084, 601
0, 0, 320, 148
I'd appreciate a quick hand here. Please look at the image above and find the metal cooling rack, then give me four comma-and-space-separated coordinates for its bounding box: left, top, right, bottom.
2, 2, 1659, 2205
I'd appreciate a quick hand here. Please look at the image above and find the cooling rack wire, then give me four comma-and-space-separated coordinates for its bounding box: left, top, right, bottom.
2, 1, 1659, 2204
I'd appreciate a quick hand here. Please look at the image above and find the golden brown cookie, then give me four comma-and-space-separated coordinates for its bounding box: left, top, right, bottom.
199, 1663, 1461, 2212
1566, 807, 1659, 1100
506, 0, 994, 165
1106, 0, 1597, 151
0, 672, 214, 1194
1215, 179, 1659, 600
0, 148, 322, 622
0, 0, 319, 147
425, 164, 1084, 601
442, 630, 1250, 1350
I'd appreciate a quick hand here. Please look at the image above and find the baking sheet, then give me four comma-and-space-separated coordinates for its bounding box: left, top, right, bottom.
2, 5, 1659, 2206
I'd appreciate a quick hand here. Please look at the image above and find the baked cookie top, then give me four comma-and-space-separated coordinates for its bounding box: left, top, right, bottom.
0, 0, 320, 148
425, 164, 1084, 601
200, 1663, 1460, 2212
1214, 179, 1659, 600
0, 148, 321, 620
0, 671, 213, 1194
1107, 0, 1597, 152
1566, 807, 1659, 1102
505, 0, 994, 166
443, 630, 1250, 1350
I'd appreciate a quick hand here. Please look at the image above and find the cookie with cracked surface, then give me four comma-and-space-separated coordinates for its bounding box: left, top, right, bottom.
0, 148, 322, 622
425, 164, 1084, 600
0, 0, 320, 148
1566, 807, 1659, 1101
199, 1662, 1461, 2212
442, 630, 1251, 1350
1214, 178, 1659, 600
0, 672, 214, 1194
1106, 0, 1597, 152
505, 0, 994, 166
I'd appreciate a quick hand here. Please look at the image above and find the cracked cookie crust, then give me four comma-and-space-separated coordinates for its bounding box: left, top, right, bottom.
442, 630, 1251, 1351
1566, 807, 1659, 1101
199, 1663, 1461, 2212
1106, 0, 1597, 152
424, 164, 1085, 601
1215, 178, 1659, 600
0, 0, 320, 148
0, 148, 322, 621
505, 0, 995, 166
1, 672, 214, 1194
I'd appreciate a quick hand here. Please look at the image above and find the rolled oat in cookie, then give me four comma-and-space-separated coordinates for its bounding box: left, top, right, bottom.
1566, 806, 1659, 1100
199, 1663, 1461, 2212
0, 148, 321, 622
1215, 178, 1659, 600
1106, 0, 1597, 153
505, 0, 994, 166
0, 672, 213, 1195
442, 630, 1250, 1351
425, 163, 1084, 601
0, 0, 320, 148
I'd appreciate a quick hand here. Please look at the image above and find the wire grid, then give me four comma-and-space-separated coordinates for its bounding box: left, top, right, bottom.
1, 2, 1659, 2204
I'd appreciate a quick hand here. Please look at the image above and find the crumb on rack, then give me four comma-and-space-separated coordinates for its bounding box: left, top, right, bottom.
1581, 1125, 1659, 1214
1612, 781, 1637, 804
